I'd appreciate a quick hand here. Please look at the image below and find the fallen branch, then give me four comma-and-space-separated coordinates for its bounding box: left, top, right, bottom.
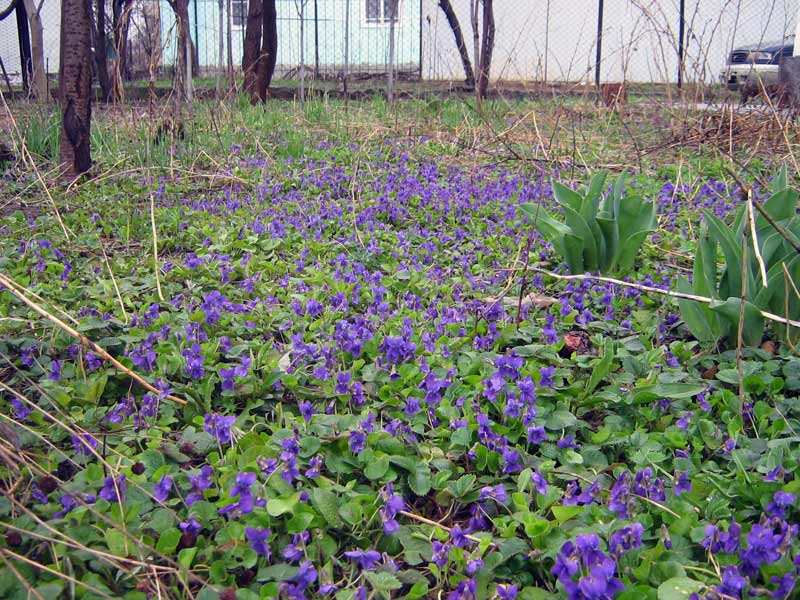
528, 267, 800, 329
0, 272, 187, 405
0, 274, 79, 326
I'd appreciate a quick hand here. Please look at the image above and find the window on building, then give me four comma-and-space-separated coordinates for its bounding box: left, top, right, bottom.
365, 0, 400, 25
232, 0, 247, 28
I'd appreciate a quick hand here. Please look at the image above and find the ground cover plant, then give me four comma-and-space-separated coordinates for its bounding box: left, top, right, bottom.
1, 98, 800, 600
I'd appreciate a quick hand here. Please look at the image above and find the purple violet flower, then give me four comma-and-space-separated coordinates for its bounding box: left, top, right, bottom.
245, 527, 271, 558
99, 474, 126, 503
153, 475, 173, 502
344, 548, 381, 570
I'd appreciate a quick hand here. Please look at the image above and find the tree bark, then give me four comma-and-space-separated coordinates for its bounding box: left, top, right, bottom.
21, 0, 47, 98
470, 0, 479, 85
168, 0, 193, 103
92, 0, 112, 101
387, 0, 397, 105
112, 0, 131, 102
226, 0, 234, 89
59, 0, 92, 176
477, 0, 494, 100
242, 0, 262, 95
343, 0, 349, 99
437, 0, 474, 88
216, 0, 223, 97
297, 0, 305, 105
14, 0, 33, 93
254, 0, 277, 102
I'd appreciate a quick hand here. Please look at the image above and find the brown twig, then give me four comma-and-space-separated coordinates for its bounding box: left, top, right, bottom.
149, 189, 165, 302
528, 267, 800, 329
723, 165, 800, 255
99, 242, 129, 324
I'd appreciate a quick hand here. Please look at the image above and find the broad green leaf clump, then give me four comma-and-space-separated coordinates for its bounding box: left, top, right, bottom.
676, 168, 800, 347
520, 171, 657, 275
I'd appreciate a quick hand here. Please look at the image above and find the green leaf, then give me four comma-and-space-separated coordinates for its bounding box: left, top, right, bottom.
257, 563, 299, 582
596, 215, 619, 271
104, 529, 128, 556
563, 232, 586, 274
33, 585, 64, 600
710, 297, 765, 347
618, 194, 656, 242
551, 504, 583, 524
86, 373, 108, 404
155, 528, 181, 555
545, 409, 578, 430
629, 383, 707, 404
560, 202, 599, 271
406, 580, 430, 600
448, 474, 477, 499
694, 226, 718, 298
523, 513, 550, 538
610, 172, 626, 218
552, 181, 584, 213
519, 588, 554, 600
615, 229, 655, 273
524, 208, 574, 264
267, 494, 299, 517
364, 571, 403, 591
676, 277, 721, 343
364, 454, 390, 480
408, 463, 432, 496
703, 209, 750, 300
758, 187, 797, 228
178, 547, 198, 569
657, 577, 704, 600
398, 528, 432, 565
584, 339, 614, 397
771, 165, 788, 195
310, 488, 342, 527
585, 171, 608, 213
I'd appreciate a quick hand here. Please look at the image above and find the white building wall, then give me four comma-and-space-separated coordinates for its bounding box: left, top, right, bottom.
0, 0, 794, 85
421, 0, 795, 83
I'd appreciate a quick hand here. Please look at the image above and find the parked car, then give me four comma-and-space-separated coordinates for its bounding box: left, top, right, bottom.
720, 37, 794, 100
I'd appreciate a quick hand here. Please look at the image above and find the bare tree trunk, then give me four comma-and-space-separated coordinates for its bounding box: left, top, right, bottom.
226, 0, 234, 89
92, 0, 112, 101
185, 11, 193, 102
343, 0, 349, 100
470, 0, 479, 87
477, 0, 494, 101
242, 0, 262, 95
59, 0, 92, 176
190, 31, 199, 77
169, 0, 192, 104
148, 0, 160, 105
112, 0, 131, 102
14, 0, 33, 93
254, 0, 277, 102
297, 0, 305, 105
21, 0, 47, 98
437, 0, 473, 88
216, 0, 223, 97
387, 0, 397, 106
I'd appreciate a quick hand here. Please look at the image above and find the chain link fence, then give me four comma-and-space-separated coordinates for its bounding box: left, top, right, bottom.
0, 0, 795, 97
